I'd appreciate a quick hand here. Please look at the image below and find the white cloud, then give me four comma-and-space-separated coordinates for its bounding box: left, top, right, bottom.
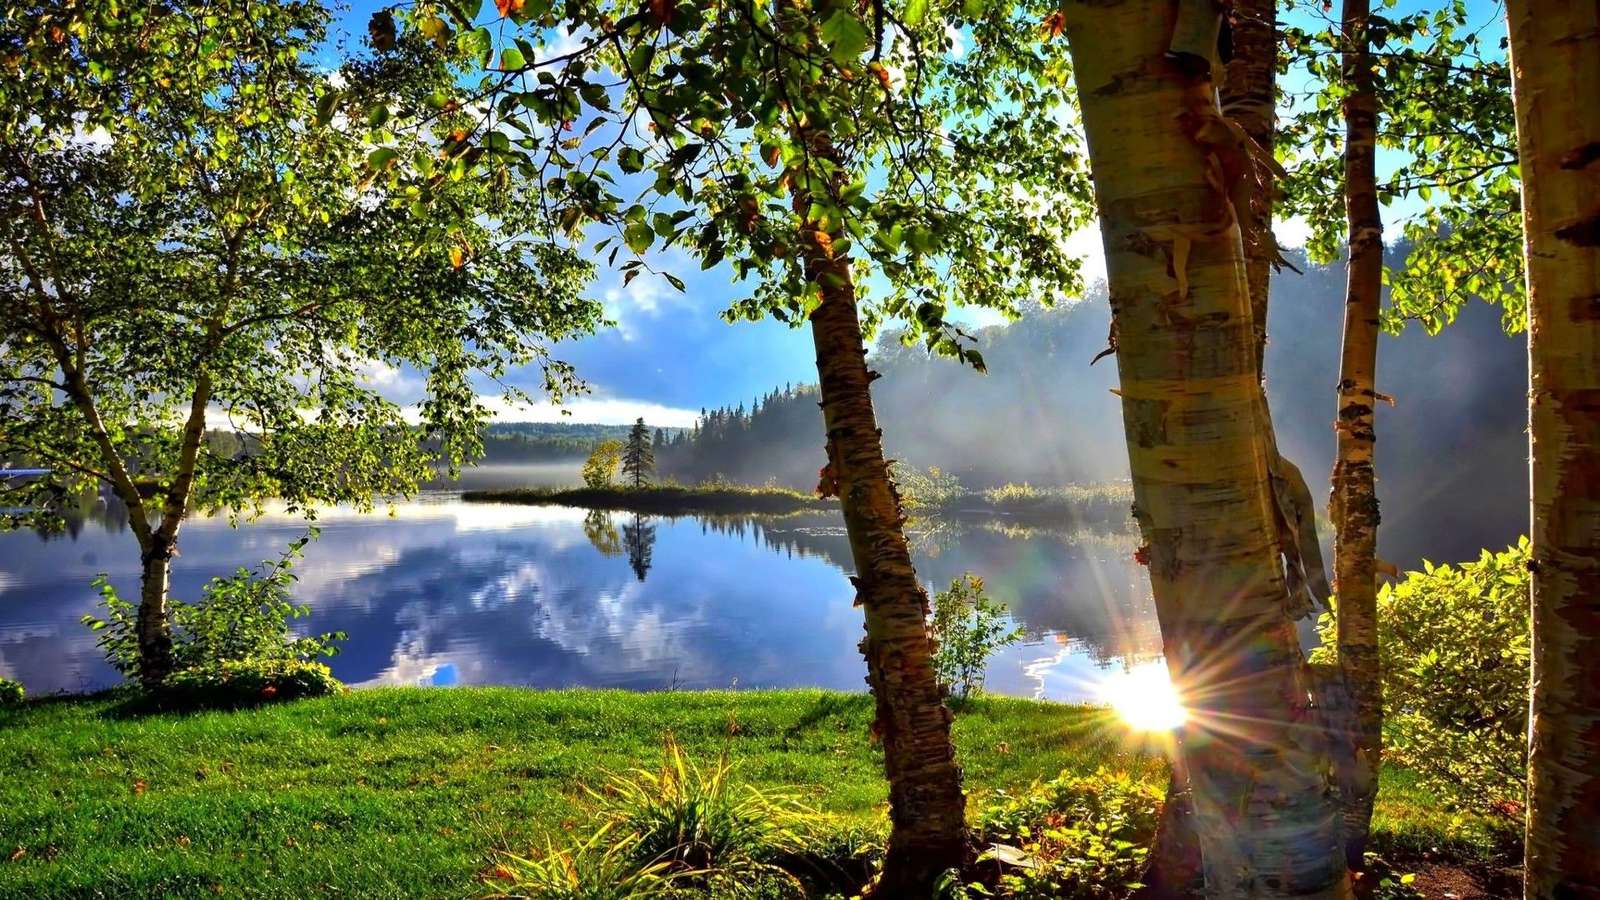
1275, 215, 1312, 248
945, 24, 966, 58
536, 27, 591, 65
592, 246, 698, 341
357, 359, 426, 399
403, 393, 697, 427
1065, 224, 1108, 289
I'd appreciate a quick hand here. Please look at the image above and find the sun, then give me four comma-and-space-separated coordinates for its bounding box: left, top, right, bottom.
1098, 661, 1187, 732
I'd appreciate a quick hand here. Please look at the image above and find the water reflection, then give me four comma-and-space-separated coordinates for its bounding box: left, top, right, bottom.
0, 497, 1161, 701
622, 515, 656, 581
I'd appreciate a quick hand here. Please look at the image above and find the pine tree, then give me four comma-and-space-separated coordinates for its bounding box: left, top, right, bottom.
621, 418, 655, 489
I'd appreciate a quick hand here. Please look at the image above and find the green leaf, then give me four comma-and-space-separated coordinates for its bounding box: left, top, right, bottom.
905, 0, 930, 26
624, 221, 654, 254
315, 90, 340, 127
500, 46, 527, 70
366, 147, 398, 171
818, 9, 870, 65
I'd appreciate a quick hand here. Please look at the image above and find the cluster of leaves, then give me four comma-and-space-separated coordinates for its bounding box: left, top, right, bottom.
0, 0, 602, 534
582, 438, 627, 488
83, 534, 345, 688
1313, 538, 1530, 814
381, 0, 1091, 363
0, 677, 22, 707
930, 573, 1022, 699
1279, 0, 1521, 334
938, 770, 1160, 899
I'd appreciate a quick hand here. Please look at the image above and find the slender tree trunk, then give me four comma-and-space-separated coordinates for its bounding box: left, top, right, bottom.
1062, 1, 1348, 895
137, 534, 177, 688
1506, 3, 1600, 897
1329, 0, 1384, 868
794, 161, 968, 895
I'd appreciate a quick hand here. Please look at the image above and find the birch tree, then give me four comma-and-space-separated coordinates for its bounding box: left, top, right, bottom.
0, 1, 600, 686
1505, 1, 1600, 895
1053, 0, 1348, 894
1328, 0, 1384, 866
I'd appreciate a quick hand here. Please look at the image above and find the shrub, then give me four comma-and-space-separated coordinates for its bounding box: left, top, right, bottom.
82, 534, 344, 689
594, 733, 817, 891
0, 678, 22, 707
964, 769, 1162, 899
162, 658, 344, 707
1313, 539, 1530, 814
931, 574, 1023, 699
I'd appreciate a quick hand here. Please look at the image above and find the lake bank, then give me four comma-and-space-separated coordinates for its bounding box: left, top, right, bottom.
462, 484, 838, 515
461, 482, 1134, 525
0, 688, 1514, 898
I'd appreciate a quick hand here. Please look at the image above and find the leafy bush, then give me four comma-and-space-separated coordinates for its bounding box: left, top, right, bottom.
83, 534, 344, 689
958, 769, 1161, 899
931, 574, 1023, 699
0, 678, 22, 707
594, 734, 816, 890
1313, 539, 1530, 814
162, 658, 344, 706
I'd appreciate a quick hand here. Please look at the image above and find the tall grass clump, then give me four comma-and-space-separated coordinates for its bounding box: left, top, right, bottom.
979, 483, 1132, 523
593, 734, 822, 895
487, 825, 682, 899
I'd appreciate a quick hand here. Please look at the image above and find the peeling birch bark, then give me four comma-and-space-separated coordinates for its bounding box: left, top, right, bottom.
1507, 2, 1600, 897
1060, 1, 1349, 896
792, 141, 968, 895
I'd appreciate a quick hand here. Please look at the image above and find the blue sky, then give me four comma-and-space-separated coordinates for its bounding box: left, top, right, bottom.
328, 0, 1508, 428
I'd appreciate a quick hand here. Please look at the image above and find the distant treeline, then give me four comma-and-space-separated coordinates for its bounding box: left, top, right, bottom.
655, 385, 823, 487
476, 422, 679, 462
652, 245, 1526, 566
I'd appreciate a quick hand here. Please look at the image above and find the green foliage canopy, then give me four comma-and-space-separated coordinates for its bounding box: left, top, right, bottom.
1279, 0, 1520, 334
381, 0, 1092, 362
0, 0, 602, 534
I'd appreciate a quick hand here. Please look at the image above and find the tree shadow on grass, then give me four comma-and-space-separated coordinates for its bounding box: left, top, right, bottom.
779, 692, 874, 751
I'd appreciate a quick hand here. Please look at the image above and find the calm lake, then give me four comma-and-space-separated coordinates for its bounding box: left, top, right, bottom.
0, 475, 1163, 701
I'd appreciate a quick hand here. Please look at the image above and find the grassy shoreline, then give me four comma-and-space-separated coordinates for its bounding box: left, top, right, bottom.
1, 688, 1512, 898
461, 482, 1134, 525
461, 484, 838, 515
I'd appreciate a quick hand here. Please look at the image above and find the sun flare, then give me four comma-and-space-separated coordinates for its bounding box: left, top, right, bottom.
1099, 661, 1187, 732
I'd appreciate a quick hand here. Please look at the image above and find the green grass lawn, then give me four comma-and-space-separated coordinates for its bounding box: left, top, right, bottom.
0, 688, 1513, 898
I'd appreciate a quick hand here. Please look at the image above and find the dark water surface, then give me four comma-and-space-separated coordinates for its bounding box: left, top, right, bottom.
0, 494, 1162, 701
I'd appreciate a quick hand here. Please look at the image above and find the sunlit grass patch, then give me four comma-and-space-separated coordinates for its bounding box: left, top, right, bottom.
0, 687, 1515, 897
